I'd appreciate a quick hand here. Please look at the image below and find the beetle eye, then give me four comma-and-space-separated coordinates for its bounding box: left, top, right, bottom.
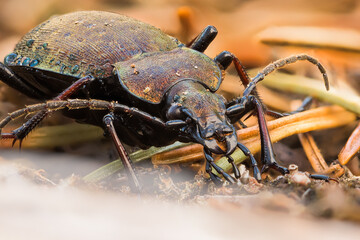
166, 103, 184, 120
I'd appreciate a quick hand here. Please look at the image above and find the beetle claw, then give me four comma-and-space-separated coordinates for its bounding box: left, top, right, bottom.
208, 172, 223, 186
252, 165, 261, 182
261, 162, 289, 175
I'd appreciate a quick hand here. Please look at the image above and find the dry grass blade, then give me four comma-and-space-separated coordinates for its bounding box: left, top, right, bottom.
253, 70, 360, 115
257, 26, 360, 52
338, 122, 360, 165
297, 132, 344, 177
0, 123, 103, 149
298, 132, 328, 172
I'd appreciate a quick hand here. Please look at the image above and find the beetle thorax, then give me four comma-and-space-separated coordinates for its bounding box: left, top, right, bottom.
165, 80, 237, 155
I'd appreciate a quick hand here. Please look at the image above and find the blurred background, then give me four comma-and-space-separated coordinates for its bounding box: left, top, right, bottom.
0, 0, 360, 65
0, 0, 360, 239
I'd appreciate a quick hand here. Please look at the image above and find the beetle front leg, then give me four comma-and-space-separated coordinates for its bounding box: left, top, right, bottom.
103, 113, 142, 193
215, 52, 329, 108
204, 149, 236, 185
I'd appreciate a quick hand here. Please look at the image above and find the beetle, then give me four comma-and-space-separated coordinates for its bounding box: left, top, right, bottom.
0, 11, 329, 192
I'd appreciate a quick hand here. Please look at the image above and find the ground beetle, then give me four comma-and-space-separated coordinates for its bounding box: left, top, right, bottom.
0, 11, 329, 192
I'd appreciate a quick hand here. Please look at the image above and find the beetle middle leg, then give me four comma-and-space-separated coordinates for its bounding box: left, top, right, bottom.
103, 113, 142, 193
265, 96, 313, 118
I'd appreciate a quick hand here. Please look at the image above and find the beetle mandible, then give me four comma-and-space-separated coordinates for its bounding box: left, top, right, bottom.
0, 11, 329, 192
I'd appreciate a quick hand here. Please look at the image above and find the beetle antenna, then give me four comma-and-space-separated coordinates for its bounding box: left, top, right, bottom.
243, 54, 329, 97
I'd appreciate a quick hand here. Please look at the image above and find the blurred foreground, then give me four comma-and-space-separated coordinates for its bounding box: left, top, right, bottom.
0, 154, 360, 240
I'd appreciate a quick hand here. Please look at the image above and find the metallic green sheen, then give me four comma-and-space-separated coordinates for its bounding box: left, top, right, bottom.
8, 11, 180, 79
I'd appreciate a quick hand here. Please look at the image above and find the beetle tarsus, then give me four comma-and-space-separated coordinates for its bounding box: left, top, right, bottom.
227, 155, 240, 179
309, 174, 338, 183
205, 161, 223, 186
262, 163, 290, 175
204, 149, 236, 184
237, 143, 261, 181
265, 96, 313, 118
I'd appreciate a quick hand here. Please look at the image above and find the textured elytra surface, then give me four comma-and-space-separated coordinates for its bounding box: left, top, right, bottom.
8, 11, 180, 79
114, 48, 222, 104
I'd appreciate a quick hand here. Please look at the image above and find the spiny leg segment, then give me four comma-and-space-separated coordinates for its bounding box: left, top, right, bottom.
0, 99, 186, 137
4, 75, 94, 146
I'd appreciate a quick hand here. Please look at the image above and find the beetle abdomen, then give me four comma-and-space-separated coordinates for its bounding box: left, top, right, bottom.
6, 11, 180, 79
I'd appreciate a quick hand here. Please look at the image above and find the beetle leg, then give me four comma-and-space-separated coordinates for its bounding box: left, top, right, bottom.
103, 113, 142, 193
249, 96, 289, 174
215, 51, 265, 109
1, 99, 185, 136
265, 96, 313, 118
226, 155, 240, 179
226, 95, 289, 175
309, 174, 338, 183
216, 52, 328, 107
204, 149, 236, 184
6, 75, 94, 144
187, 25, 218, 52
205, 160, 223, 186
214, 51, 253, 87
0, 62, 43, 99
236, 143, 261, 181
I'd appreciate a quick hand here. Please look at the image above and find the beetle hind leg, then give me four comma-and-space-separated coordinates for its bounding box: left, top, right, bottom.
2, 75, 94, 146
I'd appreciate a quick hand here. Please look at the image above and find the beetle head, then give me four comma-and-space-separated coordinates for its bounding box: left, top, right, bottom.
165, 80, 237, 155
